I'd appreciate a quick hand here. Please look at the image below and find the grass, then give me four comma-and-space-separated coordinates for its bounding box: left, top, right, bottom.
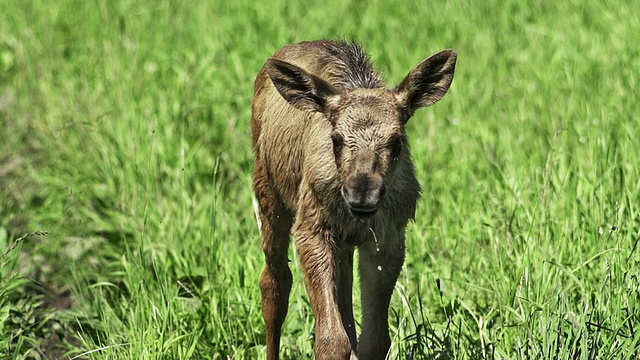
1, 0, 639, 358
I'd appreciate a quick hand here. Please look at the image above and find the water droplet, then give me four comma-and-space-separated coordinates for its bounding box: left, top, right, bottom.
369, 227, 380, 252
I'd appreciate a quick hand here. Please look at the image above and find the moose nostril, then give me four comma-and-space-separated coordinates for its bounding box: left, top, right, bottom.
379, 184, 386, 198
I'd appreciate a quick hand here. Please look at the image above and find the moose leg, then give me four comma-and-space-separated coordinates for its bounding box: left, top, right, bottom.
259, 212, 293, 360
255, 162, 294, 360
336, 246, 357, 354
294, 226, 352, 359
357, 236, 405, 360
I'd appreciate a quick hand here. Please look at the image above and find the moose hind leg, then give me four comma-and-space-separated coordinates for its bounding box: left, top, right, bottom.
255, 163, 294, 360
259, 208, 293, 360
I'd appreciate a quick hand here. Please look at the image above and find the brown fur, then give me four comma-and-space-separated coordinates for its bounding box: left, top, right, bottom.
251, 40, 457, 360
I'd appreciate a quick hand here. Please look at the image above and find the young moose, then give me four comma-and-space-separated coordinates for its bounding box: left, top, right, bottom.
251, 40, 456, 360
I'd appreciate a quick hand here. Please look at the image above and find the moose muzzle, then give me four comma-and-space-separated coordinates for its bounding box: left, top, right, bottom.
342, 174, 386, 219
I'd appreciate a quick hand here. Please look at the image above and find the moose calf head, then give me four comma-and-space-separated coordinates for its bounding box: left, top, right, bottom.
264, 49, 456, 219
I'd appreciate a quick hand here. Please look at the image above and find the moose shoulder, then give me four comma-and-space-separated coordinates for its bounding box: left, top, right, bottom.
251, 40, 456, 360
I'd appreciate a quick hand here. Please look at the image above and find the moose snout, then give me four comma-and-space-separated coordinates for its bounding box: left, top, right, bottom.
342, 175, 386, 218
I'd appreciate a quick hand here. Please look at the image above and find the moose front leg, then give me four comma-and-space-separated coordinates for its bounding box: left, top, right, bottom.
294, 227, 353, 360
336, 246, 357, 354
357, 235, 405, 360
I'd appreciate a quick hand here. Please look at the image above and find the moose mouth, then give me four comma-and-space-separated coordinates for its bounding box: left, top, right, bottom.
348, 205, 378, 219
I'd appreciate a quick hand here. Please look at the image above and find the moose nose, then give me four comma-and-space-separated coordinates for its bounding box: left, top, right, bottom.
342, 175, 385, 218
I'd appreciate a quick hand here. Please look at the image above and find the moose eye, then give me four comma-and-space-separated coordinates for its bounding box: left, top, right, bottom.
390, 134, 404, 160
331, 133, 344, 158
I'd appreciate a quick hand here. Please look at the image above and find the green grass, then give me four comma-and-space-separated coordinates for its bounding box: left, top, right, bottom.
1, 0, 639, 358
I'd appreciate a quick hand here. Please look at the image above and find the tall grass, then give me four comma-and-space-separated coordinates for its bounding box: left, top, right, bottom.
1, 0, 639, 358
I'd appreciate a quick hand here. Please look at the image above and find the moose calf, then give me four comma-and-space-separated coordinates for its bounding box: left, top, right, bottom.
251, 40, 456, 360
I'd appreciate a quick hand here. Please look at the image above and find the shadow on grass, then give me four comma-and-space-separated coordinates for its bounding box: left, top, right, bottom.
1, 231, 85, 359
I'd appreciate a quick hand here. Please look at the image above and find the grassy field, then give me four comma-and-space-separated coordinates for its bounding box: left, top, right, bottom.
1, 0, 640, 358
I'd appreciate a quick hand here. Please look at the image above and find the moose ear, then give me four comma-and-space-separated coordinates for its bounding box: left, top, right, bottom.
264, 58, 339, 114
394, 49, 457, 119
